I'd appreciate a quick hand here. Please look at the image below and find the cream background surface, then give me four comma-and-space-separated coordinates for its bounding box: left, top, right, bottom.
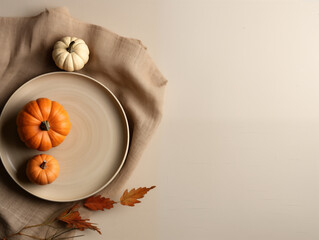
1, 1, 319, 239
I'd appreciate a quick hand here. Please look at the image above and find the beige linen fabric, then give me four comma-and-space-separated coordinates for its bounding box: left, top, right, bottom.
0, 7, 166, 238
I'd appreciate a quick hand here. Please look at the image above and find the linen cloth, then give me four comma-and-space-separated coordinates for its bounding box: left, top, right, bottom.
0, 7, 167, 238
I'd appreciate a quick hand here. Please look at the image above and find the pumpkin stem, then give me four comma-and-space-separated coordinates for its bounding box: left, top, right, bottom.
67, 41, 75, 53
40, 160, 47, 169
40, 121, 50, 131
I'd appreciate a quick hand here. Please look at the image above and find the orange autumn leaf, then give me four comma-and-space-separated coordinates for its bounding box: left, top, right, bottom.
57, 204, 101, 234
84, 195, 116, 211
120, 186, 156, 206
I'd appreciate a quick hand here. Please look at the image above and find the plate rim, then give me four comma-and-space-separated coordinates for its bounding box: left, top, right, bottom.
0, 71, 130, 202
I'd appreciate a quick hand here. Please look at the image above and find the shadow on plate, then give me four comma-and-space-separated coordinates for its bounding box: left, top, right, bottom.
1, 111, 27, 150
0, 111, 36, 183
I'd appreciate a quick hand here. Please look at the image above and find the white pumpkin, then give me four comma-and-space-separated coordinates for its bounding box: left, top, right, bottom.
52, 36, 90, 72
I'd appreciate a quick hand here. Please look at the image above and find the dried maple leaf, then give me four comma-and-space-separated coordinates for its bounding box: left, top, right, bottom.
120, 186, 156, 206
57, 204, 101, 234
84, 195, 116, 211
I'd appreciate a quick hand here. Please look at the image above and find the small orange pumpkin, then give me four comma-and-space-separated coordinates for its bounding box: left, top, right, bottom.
16, 98, 71, 151
26, 154, 60, 185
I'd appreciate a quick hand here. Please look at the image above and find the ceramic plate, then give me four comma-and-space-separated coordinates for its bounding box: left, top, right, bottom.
0, 72, 129, 202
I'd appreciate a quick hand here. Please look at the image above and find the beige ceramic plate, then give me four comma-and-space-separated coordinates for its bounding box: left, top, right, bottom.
0, 72, 129, 202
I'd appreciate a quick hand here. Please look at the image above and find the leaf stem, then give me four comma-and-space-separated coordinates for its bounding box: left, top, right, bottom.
5, 223, 47, 239
54, 234, 84, 240
23, 223, 46, 230
17, 232, 44, 240
50, 228, 77, 240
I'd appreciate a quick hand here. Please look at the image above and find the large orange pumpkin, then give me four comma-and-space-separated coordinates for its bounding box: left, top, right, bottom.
26, 154, 60, 185
16, 98, 71, 151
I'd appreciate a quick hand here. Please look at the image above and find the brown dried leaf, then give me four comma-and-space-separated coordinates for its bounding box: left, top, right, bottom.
57, 204, 101, 234
57, 204, 80, 219
84, 195, 116, 211
120, 186, 156, 206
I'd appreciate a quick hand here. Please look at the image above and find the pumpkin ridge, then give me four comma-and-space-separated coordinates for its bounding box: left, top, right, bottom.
53, 41, 68, 49
49, 129, 64, 137
55, 52, 69, 68
47, 102, 67, 123
48, 129, 66, 146
53, 50, 67, 60
74, 46, 89, 62
63, 54, 74, 71
72, 41, 85, 49
66, 36, 72, 45
29, 169, 41, 179
34, 154, 42, 162
39, 132, 52, 151
24, 101, 43, 121
42, 154, 50, 161
40, 154, 45, 162
35, 131, 44, 150
18, 111, 41, 126
36, 171, 48, 185
48, 126, 68, 136
27, 166, 41, 182
46, 164, 56, 172
49, 119, 71, 136
73, 51, 86, 63
20, 127, 40, 142
34, 100, 44, 120
36, 98, 52, 121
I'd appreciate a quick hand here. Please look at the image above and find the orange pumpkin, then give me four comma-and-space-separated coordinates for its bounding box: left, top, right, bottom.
16, 98, 71, 151
26, 154, 60, 185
